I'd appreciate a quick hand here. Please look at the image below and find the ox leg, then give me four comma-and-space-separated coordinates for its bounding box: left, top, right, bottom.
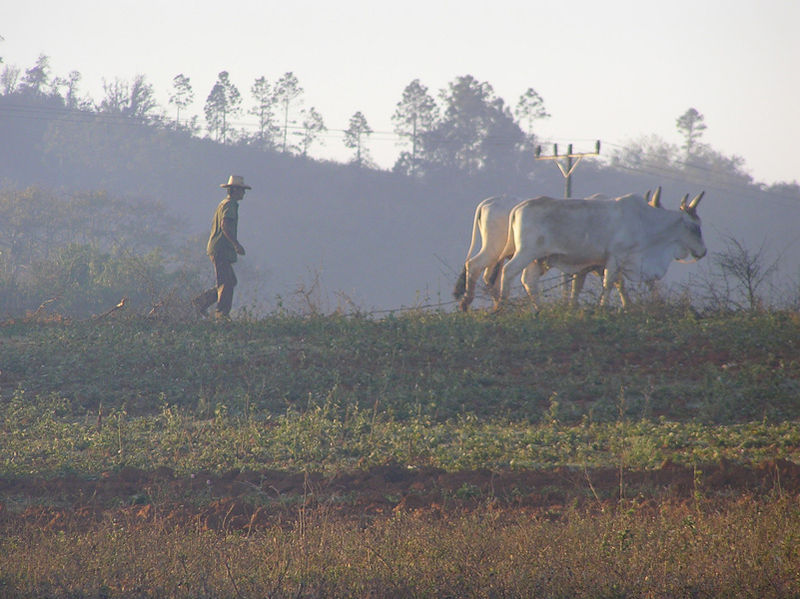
459, 253, 491, 311
520, 261, 546, 308
486, 259, 507, 301
561, 272, 573, 302
458, 266, 477, 312
617, 279, 629, 309
570, 270, 590, 307
600, 264, 621, 308
496, 249, 537, 311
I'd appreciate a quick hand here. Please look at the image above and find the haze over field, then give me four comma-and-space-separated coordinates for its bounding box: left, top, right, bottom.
1, 0, 799, 315
3, 0, 798, 184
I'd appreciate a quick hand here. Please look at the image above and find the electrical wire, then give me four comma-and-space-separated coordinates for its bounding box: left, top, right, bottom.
1, 99, 798, 205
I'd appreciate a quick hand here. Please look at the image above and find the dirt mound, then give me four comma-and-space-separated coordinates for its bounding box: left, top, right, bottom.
1, 459, 797, 532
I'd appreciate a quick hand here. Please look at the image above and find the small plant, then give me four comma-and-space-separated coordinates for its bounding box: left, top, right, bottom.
691, 234, 779, 312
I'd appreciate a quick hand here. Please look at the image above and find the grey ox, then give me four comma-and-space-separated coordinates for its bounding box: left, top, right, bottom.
493, 191, 706, 311
454, 190, 664, 311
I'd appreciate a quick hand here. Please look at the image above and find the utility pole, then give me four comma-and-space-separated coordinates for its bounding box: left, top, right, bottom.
535, 140, 601, 198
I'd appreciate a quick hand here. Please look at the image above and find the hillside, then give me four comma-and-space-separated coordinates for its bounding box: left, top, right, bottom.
2, 92, 800, 313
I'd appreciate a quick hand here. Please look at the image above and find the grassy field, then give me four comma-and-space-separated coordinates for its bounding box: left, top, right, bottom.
1, 304, 799, 597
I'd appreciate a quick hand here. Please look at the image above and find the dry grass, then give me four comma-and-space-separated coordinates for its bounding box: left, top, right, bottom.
2, 496, 799, 598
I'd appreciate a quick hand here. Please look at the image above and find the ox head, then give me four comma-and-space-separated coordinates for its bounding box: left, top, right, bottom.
676, 191, 706, 260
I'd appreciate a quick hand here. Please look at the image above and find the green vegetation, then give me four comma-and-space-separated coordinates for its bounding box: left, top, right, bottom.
2, 306, 800, 476
1, 306, 799, 597
0, 186, 202, 318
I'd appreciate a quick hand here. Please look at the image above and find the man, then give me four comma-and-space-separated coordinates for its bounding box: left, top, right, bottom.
193, 175, 250, 319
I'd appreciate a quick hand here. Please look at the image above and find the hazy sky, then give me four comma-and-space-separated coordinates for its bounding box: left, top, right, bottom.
3, 0, 798, 184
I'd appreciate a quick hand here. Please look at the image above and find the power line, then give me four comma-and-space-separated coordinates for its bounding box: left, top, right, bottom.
2, 100, 798, 204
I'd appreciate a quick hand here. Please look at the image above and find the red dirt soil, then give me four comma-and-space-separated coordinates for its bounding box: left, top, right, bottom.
2, 459, 798, 532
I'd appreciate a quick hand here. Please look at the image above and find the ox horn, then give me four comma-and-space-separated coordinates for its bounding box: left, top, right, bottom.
688, 191, 705, 211
679, 194, 690, 211
649, 186, 662, 208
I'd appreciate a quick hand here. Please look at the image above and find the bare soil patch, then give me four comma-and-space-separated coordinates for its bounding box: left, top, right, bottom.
2, 459, 798, 532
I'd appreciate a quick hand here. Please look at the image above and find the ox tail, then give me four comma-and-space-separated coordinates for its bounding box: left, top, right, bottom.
454, 202, 484, 298
487, 207, 518, 287
453, 267, 467, 299
486, 260, 503, 287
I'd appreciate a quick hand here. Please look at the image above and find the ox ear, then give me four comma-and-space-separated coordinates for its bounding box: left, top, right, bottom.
649, 186, 662, 208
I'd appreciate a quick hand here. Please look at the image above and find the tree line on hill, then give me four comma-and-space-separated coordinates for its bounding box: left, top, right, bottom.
4, 52, 789, 184
1, 52, 798, 318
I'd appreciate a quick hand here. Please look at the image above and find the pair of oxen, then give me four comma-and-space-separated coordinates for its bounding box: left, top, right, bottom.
454, 188, 706, 311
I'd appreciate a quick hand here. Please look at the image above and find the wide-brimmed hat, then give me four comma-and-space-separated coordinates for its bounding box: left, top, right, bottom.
220, 175, 252, 189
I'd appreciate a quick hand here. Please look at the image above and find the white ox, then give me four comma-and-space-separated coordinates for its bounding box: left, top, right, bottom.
454, 195, 522, 311
454, 191, 662, 311
494, 191, 706, 311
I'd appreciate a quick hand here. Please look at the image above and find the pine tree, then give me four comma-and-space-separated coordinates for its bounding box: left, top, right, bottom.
204, 71, 241, 143
272, 72, 304, 153
344, 111, 372, 167
514, 87, 550, 136
19, 54, 51, 95
249, 76, 277, 150
169, 74, 194, 128
296, 107, 326, 156
392, 79, 439, 171
676, 107, 707, 162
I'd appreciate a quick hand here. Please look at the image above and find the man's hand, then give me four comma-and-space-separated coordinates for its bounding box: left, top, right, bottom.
221, 217, 244, 255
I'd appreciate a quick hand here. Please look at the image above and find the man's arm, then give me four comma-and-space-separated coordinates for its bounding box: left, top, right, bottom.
221, 217, 245, 255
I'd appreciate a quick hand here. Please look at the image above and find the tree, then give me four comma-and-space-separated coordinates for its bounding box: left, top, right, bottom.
48, 70, 88, 110
392, 79, 439, 173
1, 64, 20, 95
296, 107, 326, 157
248, 76, 277, 150
98, 75, 158, 120
99, 78, 127, 113
126, 75, 158, 119
62, 70, 84, 109
168, 74, 194, 128
204, 71, 242, 143
272, 72, 304, 153
514, 87, 550, 136
609, 131, 752, 186
768, 181, 800, 197
687, 144, 753, 186
676, 107, 707, 161
0, 185, 190, 317
344, 111, 373, 167
0, 36, 15, 96
19, 54, 51, 96
422, 75, 525, 174
609, 134, 679, 170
